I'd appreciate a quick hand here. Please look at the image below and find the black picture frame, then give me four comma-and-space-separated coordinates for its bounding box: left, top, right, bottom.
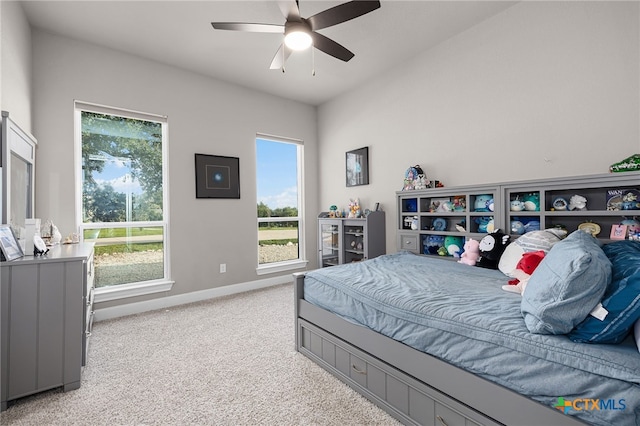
0, 224, 24, 261
195, 153, 240, 199
346, 147, 369, 187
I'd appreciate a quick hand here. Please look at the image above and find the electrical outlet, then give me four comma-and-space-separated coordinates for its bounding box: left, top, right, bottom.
220, 263, 226, 273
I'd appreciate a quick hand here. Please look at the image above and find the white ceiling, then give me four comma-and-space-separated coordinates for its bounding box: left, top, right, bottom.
21, 0, 517, 106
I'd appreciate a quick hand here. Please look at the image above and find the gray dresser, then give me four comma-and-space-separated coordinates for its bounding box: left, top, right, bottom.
1, 243, 94, 411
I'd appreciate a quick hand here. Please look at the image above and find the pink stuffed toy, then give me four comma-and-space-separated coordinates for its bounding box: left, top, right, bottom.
458, 239, 480, 266
502, 250, 545, 295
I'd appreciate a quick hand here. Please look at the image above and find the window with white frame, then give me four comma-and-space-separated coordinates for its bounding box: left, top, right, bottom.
256, 135, 306, 273
75, 101, 171, 299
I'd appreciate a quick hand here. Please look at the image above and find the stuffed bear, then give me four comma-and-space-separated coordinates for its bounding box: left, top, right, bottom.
458, 239, 480, 265
477, 230, 510, 269
501, 250, 545, 295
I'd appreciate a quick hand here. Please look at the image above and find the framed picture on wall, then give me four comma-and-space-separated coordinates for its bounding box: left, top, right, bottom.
0, 224, 24, 261
346, 147, 369, 187
195, 153, 240, 199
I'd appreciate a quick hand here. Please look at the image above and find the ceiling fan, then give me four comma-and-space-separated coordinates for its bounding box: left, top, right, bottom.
211, 0, 381, 70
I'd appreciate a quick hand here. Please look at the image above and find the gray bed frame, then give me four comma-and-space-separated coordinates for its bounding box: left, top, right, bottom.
294, 273, 587, 426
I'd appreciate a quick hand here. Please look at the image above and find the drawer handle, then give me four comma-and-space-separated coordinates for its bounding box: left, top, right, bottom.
436, 415, 448, 426
85, 331, 92, 338
351, 364, 366, 375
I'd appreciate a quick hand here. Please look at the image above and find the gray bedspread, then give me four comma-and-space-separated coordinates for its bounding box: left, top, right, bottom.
304, 251, 640, 426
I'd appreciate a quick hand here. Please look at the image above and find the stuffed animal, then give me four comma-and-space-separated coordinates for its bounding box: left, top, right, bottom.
443, 236, 464, 257
477, 230, 510, 269
424, 235, 444, 255
502, 250, 545, 295
348, 198, 361, 218
475, 216, 495, 233
569, 195, 587, 211
497, 227, 567, 276
510, 197, 525, 212
474, 195, 494, 212
458, 239, 480, 265
523, 193, 540, 211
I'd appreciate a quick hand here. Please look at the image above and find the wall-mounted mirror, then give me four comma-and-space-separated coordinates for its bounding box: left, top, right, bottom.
1, 111, 37, 247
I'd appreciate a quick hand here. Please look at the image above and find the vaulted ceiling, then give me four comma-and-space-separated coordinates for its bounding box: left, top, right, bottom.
22, 1, 516, 106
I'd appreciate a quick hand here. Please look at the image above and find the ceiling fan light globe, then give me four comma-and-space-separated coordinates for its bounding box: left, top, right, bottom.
284, 31, 312, 50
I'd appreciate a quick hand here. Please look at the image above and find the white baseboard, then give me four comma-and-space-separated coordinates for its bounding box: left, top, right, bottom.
94, 275, 292, 322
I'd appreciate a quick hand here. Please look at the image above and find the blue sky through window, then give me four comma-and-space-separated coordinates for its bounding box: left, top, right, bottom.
256, 138, 298, 209
90, 153, 142, 195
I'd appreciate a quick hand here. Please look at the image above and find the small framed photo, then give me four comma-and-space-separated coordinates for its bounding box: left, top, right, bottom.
0, 224, 24, 261
610, 224, 628, 240
195, 154, 240, 199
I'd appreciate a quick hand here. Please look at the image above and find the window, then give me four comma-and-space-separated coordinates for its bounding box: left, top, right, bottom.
256, 135, 306, 274
75, 101, 171, 301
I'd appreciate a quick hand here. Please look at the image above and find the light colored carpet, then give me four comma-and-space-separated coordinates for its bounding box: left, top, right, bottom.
0, 284, 400, 425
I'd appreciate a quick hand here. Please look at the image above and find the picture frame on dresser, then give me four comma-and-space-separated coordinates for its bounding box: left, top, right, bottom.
0, 224, 23, 261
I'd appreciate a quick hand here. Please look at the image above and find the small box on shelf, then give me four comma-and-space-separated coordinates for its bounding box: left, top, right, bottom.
606, 189, 640, 211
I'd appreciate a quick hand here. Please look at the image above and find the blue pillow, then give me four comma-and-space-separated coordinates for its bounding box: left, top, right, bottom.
569, 240, 640, 343
521, 230, 611, 334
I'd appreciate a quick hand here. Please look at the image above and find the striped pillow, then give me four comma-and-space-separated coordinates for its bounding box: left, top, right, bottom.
569, 240, 640, 344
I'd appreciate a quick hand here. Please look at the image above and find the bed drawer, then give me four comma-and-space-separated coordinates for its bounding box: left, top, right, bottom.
398, 234, 420, 254
299, 319, 496, 426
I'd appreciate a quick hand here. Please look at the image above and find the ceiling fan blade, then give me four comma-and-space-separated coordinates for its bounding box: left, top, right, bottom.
270, 44, 293, 69
278, 0, 301, 21
211, 22, 284, 33
311, 32, 354, 62
307, 0, 381, 31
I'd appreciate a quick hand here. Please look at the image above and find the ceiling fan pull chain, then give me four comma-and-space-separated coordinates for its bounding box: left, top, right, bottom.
312, 45, 316, 76
282, 43, 286, 73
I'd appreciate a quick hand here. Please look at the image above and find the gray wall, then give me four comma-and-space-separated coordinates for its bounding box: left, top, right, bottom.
0, 0, 32, 129
4, 1, 640, 310
31, 30, 318, 309
317, 1, 640, 255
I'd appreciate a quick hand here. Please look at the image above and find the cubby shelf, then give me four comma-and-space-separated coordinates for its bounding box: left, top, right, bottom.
397, 171, 640, 257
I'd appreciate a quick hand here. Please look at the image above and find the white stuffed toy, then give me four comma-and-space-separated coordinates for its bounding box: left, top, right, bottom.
569, 195, 587, 211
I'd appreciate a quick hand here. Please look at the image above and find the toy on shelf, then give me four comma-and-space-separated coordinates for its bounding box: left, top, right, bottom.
436, 200, 454, 212
609, 153, 640, 173
578, 221, 600, 236
410, 216, 419, 230
523, 193, 540, 211
475, 216, 495, 233
443, 236, 464, 257
551, 197, 568, 211
568, 195, 588, 211
348, 198, 361, 218
620, 217, 640, 239
432, 218, 447, 231
474, 195, 494, 212
423, 235, 444, 255
458, 239, 480, 266
510, 197, 525, 212
402, 165, 430, 191
329, 205, 338, 218
511, 220, 526, 235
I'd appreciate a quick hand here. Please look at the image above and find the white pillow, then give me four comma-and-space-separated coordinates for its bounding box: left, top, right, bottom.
498, 228, 568, 276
